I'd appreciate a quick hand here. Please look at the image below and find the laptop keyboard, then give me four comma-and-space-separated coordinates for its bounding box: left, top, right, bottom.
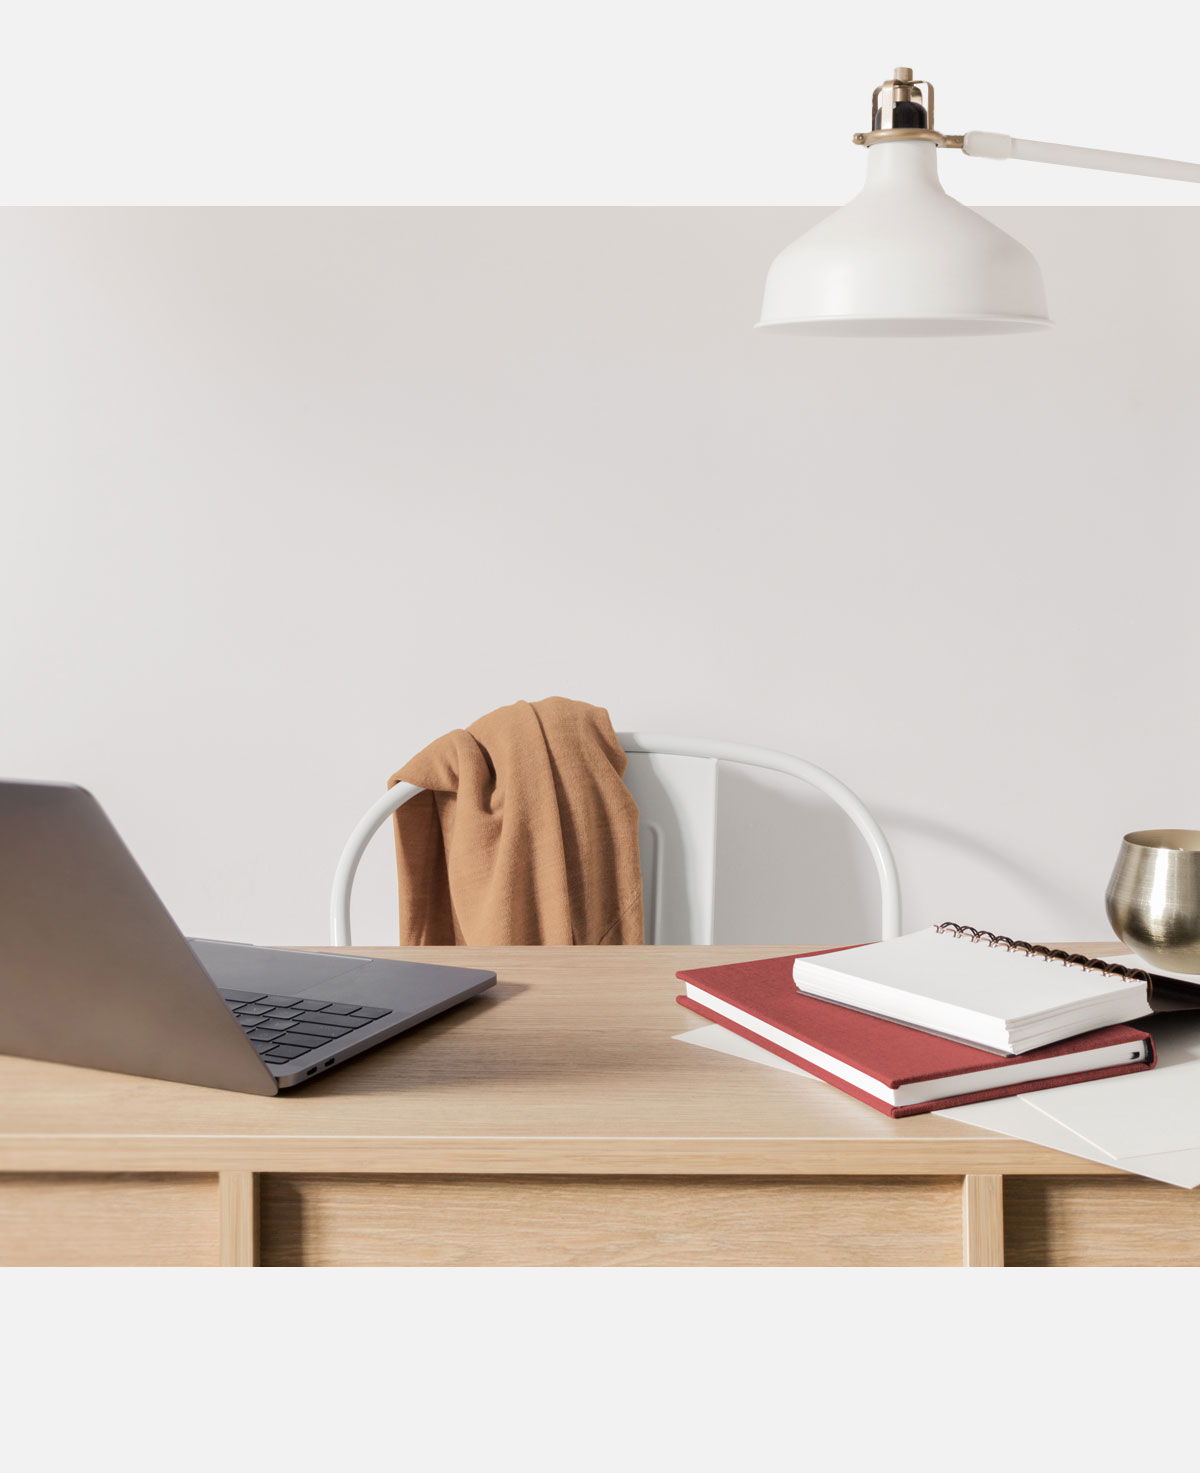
219, 989, 392, 1066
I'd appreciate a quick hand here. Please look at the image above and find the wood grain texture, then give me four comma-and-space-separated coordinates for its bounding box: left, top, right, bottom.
260, 1173, 964, 1267
1, 942, 1180, 1268
962, 1174, 1005, 1266
1006, 1177, 1200, 1266
218, 1171, 259, 1266
0, 943, 1128, 1178
0, 1173, 217, 1266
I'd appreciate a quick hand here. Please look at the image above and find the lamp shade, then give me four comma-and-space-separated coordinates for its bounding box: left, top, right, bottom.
759, 141, 1051, 336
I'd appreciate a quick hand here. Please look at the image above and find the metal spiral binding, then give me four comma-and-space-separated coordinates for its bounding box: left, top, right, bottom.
933, 921, 1152, 989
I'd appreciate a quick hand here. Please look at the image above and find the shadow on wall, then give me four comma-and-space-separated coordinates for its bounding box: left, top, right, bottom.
711, 767, 1086, 946
872, 805, 1086, 929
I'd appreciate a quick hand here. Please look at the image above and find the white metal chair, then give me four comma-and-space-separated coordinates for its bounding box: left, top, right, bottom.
330, 733, 901, 946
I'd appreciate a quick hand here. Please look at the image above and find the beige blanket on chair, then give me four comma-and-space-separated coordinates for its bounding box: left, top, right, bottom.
388, 697, 644, 946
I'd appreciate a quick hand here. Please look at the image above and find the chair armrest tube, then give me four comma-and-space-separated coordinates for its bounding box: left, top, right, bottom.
329, 782, 424, 946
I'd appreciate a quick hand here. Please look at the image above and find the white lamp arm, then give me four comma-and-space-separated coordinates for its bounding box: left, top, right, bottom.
962, 130, 1200, 183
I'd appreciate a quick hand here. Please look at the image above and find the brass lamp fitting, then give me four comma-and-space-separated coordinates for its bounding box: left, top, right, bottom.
852, 67, 964, 149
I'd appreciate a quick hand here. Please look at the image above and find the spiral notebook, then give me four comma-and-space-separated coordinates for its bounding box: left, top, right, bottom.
791, 923, 1160, 1055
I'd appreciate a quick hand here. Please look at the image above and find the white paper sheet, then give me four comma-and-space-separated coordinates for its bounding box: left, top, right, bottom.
1022, 1013, 1200, 1159
674, 1022, 815, 1076
937, 1095, 1200, 1189
675, 1021, 1200, 1189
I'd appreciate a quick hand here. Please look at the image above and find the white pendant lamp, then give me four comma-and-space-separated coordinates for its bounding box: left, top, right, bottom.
759, 67, 1200, 337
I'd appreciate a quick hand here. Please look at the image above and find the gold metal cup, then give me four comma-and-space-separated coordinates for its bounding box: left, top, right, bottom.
1106, 829, 1200, 975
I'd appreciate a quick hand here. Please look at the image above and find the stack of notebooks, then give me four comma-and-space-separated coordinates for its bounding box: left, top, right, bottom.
675, 923, 1174, 1117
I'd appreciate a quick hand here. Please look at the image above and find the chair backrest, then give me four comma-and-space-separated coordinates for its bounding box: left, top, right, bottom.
622, 747, 718, 946
330, 732, 900, 946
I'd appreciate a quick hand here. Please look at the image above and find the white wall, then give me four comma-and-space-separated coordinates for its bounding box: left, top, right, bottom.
2, 206, 1197, 947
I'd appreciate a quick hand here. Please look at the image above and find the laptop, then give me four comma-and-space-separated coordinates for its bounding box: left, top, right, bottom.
0, 779, 496, 1094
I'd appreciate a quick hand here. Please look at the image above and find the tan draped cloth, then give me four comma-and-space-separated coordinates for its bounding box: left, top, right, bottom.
388, 698, 644, 946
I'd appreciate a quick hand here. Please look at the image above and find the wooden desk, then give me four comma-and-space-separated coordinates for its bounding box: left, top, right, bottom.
1, 943, 1193, 1268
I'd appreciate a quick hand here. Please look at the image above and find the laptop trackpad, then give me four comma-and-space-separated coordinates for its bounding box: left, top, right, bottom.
188, 939, 374, 992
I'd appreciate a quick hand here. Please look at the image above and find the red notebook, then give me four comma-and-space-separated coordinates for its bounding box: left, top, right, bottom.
676, 950, 1156, 1118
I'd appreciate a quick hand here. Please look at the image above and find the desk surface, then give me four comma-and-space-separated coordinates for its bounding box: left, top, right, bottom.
0, 942, 1129, 1177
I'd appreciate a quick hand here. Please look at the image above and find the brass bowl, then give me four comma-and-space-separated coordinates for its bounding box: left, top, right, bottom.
1106, 829, 1200, 975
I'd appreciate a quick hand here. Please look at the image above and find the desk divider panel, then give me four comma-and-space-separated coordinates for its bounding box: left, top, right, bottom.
1004, 1177, 1200, 1267
0, 1173, 218, 1267
259, 1174, 964, 1268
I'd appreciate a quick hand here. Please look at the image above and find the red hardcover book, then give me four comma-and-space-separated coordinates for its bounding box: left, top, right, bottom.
676, 950, 1156, 1118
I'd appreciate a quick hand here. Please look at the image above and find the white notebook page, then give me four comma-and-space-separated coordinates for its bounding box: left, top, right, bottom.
793, 926, 1143, 1024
